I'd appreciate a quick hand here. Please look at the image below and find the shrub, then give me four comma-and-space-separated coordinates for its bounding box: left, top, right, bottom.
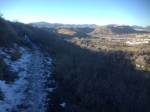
0, 57, 7, 80
11, 48, 22, 61
0, 89, 4, 100
51, 41, 149, 112
0, 16, 19, 46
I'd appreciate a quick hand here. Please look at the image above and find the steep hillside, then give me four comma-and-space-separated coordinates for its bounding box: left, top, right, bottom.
0, 17, 20, 46
111, 25, 136, 33
56, 27, 93, 37
0, 17, 65, 111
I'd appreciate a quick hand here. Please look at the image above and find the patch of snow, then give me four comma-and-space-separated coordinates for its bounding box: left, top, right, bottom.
46, 87, 55, 92
0, 49, 11, 59
0, 75, 28, 112
11, 52, 31, 72
60, 102, 66, 107
0, 43, 53, 111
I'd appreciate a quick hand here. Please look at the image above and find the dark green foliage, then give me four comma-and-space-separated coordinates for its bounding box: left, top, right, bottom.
0, 15, 56, 47
11, 48, 22, 61
0, 89, 4, 100
0, 57, 7, 80
50, 40, 149, 112
0, 56, 18, 83
9, 21, 34, 41
0, 16, 20, 46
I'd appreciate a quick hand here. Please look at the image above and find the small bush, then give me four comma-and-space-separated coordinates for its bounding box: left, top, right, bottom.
0, 57, 7, 80
11, 48, 22, 61
0, 89, 4, 100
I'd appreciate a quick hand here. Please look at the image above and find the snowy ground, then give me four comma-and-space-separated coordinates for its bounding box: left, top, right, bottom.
0, 43, 56, 112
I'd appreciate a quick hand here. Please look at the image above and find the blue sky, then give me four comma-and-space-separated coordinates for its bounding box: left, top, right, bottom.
0, 0, 150, 26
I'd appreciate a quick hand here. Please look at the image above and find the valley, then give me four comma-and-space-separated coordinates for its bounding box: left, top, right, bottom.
1, 0, 150, 111
0, 16, 150, 111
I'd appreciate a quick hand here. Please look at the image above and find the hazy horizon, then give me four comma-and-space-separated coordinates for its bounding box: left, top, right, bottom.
1, 0, 150, 27
29, 21, 150, 27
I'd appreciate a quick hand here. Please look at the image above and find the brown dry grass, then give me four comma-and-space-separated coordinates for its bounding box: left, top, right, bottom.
57, 27, 76, 35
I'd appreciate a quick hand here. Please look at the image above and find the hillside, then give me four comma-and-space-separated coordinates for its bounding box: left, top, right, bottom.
131, 25, 150, 30
1, 16, 150, 112
56, 27, 94, 37
30, 22, 150, 38
53, 25, 137, 38
38, 25, 142, 38
90, 25, 136, 35
0, 16, 66, 111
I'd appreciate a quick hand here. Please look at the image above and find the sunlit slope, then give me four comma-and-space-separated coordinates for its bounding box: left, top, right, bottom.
90, 25, 136, 35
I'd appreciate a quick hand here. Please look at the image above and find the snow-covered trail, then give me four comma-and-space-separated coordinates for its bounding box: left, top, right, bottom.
22, 44, 51, 111
0, 43, 53, 112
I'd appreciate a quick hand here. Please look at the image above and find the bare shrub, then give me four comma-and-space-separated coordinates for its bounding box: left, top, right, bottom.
52, 41, 149, 112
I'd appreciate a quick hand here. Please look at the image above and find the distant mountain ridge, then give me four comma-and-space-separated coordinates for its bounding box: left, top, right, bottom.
30, 22, 150, 30
131, 25, 150, 30
89, 25, 137, 35
29, 22, 150, 36
30, 21, 98, 27
55, 25, 138, 37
